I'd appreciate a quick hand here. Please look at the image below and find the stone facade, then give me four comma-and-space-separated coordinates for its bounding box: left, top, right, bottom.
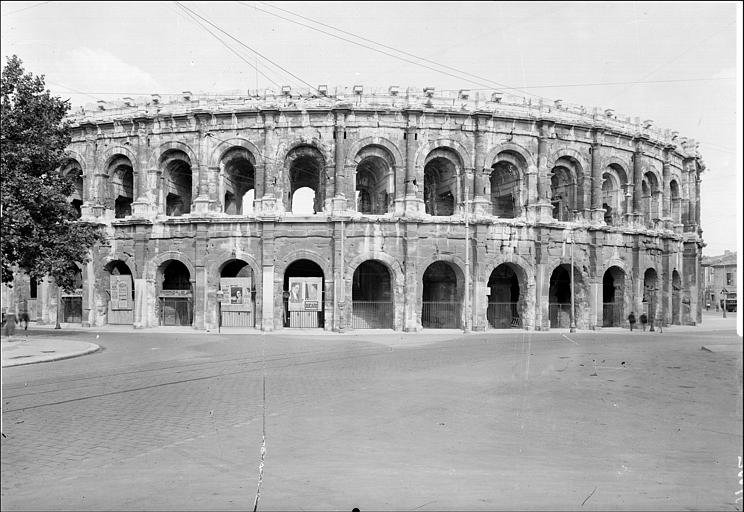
5, 87, 706, 331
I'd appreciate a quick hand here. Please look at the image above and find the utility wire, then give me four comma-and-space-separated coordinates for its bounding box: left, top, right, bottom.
39, 75, 736, 98
171, 2, 284, 89
251, 0, 562, 101
2, 1, 50, 16
175, 1, 318, 94
235, 0, 513, 96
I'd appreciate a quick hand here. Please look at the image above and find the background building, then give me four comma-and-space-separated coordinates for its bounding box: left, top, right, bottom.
702, 251, 737, 312
4, 87, 707, 331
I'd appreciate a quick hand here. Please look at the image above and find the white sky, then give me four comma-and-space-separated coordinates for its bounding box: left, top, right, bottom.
1, 1, 741, 258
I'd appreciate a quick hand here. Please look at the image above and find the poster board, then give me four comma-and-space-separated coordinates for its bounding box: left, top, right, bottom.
109, 275, 132, 310
220, 277, 252, 312
288, 277, 323, 311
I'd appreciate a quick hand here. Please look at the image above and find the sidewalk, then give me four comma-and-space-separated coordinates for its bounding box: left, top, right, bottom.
1, 333, 100, 368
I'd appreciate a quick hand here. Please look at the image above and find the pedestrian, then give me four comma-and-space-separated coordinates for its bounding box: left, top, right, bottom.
640, 313, 648, 331
628, 311, 636, 331
656, 317, 663, 333
20, 311, 30, 330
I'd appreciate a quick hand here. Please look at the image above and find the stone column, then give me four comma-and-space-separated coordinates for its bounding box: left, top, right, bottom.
259, 109, 279, 212
192, 120, 211, 214
532, 122, 555, 221
329, 108, 349, 212
403, 108, 424, 216
590, 130, 604, 223
260, 221, 276, 331
471, 114, 491, 216
403, 222, 420, 331
632, 141, 643, 214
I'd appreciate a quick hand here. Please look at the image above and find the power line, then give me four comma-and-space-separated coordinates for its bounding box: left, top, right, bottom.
235, 1, 524, 97
175, 1, 318, 94
3, 1, 50, 16
252, 0, 535, 97
171, 2, 284, 89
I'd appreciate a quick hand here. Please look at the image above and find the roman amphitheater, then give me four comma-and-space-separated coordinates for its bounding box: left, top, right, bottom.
9, 86, 707, 331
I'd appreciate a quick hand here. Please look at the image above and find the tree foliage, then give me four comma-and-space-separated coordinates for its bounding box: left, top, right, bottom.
1, 55, 105, 292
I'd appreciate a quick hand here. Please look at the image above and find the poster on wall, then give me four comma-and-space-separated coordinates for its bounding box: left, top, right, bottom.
109, 275, 132, 310
220, 278, 252, 311
288, 277, 322, 311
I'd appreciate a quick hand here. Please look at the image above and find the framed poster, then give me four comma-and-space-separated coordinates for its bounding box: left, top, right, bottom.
109, 275, 132, 310
220, 277, 252, 311
288, 277, 322, 311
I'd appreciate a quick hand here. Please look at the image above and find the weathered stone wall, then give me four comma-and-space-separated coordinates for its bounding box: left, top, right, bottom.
14, 88, 706, 331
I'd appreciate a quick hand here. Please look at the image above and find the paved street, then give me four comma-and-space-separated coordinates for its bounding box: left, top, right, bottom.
1, 315, 742, 511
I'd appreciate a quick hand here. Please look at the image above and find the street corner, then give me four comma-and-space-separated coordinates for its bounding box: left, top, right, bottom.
1, 336, 100, 367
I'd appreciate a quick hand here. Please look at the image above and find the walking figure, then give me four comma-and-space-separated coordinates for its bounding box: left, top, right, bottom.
640, 313, 648, 331
628, 311, 636, 331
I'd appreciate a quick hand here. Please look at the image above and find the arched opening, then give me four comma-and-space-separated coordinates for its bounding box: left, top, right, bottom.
490, 162, 519, 218
222, 148, 255, 215
670, 180, 681, 224
157, 260, 192, 326
292, 187, 316, 214
548, 264, 582, 328
355, 152, 392, 215
422, 261, 461, 328
287, 146, 325, 214
103, 260, 134, 325
160, 150, 192, 216
219, 259, 255, 327
602, 266, 626, 327
351, 260, 393, 329
643, 268, 659, 323
108, 156, 134, 218
602, 164, 626, 225
550, 160, 578, 221
486, 263, 522, 328
284, 259, 324, 328
424, 151, 459, 216
672, 269, 682, 325
62, 160, 83, 219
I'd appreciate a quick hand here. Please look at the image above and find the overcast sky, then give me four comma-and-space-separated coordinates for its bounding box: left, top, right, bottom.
1, 1, 741, 257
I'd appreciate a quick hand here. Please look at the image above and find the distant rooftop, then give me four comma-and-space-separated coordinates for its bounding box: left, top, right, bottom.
701, 251, 737, 266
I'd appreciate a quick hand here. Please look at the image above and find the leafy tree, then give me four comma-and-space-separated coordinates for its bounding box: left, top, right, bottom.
1, 55, 105, 292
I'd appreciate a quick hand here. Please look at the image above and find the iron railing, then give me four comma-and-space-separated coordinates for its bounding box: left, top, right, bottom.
487, 302, 522, 329
283, 298, 324, 328
548, 303, 574, 329
159, 297, 193, 326
62, 296, 82, 323
351, 301, 393, 329
422, 301, 461, 329
602, 302, 625, 327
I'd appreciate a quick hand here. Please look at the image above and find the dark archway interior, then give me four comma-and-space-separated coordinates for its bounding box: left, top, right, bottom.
490, 162, 519, 218
423, 261, 458, 302
549, 265, 571, 303
223, 151, 255, 215
352, 260, 391, 301
105, 260, 132, 276
603, 270, 616, 302
162, 261, 191, 290
356, 157, 390, 215
111, 160, 134, 218
488, 264, 520, 302
424, 157, 456, 216
221, 260, 252, 278
162, 152, 192, 216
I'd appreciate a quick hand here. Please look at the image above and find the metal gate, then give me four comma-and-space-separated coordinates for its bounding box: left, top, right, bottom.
602, 302, 624, 327
351, 301, 393, 329
159, 297, 193, 326
283, 298, 324, 328
62, 296, 82, 323
549, 303, 573, 328
487, 302, 521, 329
422, 301, 461, 328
